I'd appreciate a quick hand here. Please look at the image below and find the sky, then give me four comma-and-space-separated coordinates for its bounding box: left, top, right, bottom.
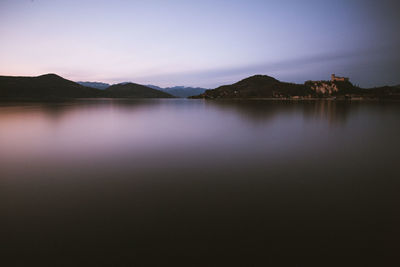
0, 0, 399, 88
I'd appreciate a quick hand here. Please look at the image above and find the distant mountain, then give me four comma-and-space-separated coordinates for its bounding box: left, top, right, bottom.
77, 81, 110, 90
2, 73, 398, 100
146, 85, 164, 91
105, 83, 174, 98
0, 74, 104, 99
164, 86, 207, 98
191, 75, 400, 100
147, 85, 207, 98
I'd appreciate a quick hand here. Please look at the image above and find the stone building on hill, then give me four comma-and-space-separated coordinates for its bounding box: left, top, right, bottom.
331, 74, 349, 82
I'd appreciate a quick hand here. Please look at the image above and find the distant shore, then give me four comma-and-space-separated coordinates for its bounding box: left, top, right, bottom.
189, 97, 400, 102
1, 97, 400, 103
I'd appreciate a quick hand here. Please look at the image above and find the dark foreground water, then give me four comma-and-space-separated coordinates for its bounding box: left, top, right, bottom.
1, 99, 399, 266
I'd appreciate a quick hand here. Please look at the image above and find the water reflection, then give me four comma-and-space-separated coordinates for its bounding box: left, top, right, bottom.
0, 99, 383, 126
205, 100, 358, 125
1, 99, 400, 266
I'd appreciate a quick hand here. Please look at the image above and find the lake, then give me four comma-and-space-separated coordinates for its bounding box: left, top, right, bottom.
1, 99, 399, 266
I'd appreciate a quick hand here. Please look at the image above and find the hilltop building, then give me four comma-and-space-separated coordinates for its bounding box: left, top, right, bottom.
331, 74, 349, 82
306, 74, 351, 95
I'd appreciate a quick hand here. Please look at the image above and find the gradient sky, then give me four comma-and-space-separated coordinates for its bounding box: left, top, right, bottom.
0, 0, 399, 88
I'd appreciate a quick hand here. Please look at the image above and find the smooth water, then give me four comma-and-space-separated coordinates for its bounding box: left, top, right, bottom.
1, 99, 399, 266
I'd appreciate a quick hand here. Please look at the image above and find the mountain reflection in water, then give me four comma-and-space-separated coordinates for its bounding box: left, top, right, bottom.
1, 99, 399, 266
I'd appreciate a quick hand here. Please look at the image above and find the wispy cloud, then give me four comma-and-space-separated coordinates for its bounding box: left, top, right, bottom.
120, 44, 400, 88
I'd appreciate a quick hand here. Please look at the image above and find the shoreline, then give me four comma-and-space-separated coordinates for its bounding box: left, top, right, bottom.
189, 97, 400, 102
1, 97, 399, 103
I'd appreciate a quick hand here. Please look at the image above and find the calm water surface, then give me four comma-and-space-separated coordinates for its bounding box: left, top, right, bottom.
1, 99, 399, 266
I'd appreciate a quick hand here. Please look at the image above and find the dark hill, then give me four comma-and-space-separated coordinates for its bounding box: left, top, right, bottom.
192, 75, 310, 99
0, 74, 103, 99
0, 74, 175, 99
191, 75, 400, 99
105, 83, 174, 98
